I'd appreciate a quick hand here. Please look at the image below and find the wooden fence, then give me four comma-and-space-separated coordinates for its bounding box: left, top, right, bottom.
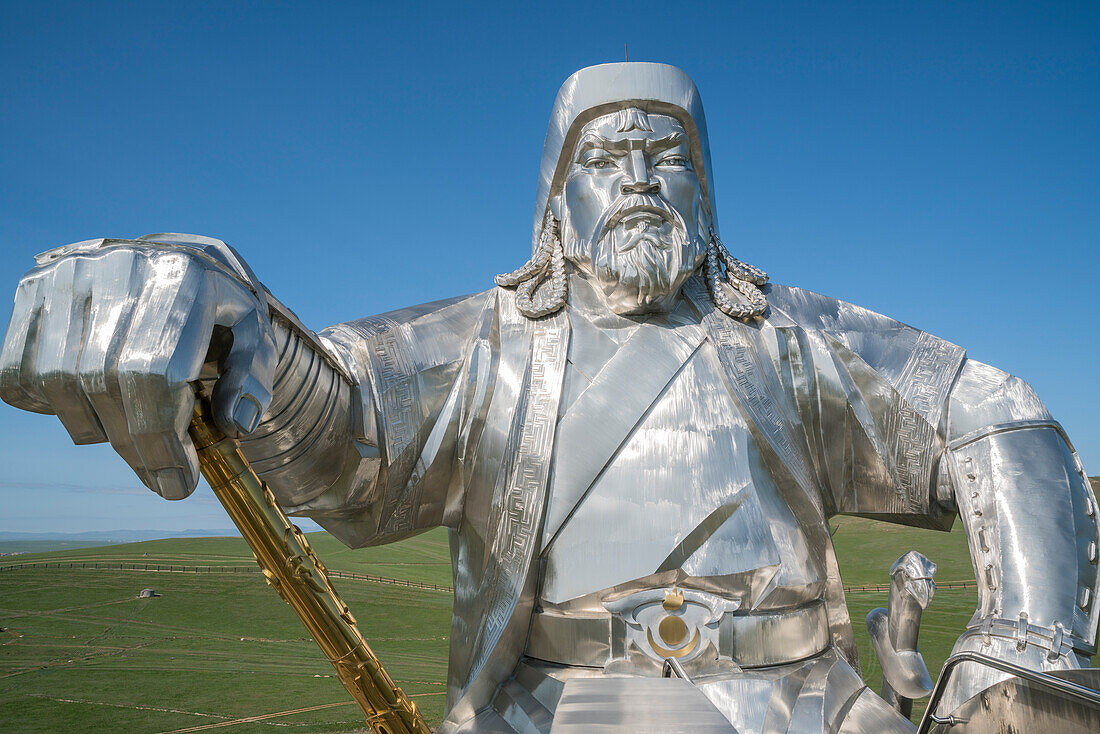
0, 560, 452, 593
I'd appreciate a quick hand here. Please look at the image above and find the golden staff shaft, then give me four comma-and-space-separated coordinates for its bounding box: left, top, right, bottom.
188, 386, 431, 734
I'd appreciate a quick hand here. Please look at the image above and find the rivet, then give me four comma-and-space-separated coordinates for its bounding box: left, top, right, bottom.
1049, 623, 1065, 662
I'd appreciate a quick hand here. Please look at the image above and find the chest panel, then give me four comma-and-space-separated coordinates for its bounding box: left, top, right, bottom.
540, 342, 823, 606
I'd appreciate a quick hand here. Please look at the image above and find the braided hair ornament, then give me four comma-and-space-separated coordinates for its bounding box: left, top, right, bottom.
701, 229, 768, 321
495, 210, 568, 318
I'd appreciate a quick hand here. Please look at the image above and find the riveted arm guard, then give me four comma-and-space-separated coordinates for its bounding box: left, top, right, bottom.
235, 312, 358, 508
239, 292, 494, 548
934, 359, 1100, 714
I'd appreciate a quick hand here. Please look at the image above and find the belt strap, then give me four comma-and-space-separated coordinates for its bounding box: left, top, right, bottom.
527, 601, 830, 669
961, 616, 1096, 660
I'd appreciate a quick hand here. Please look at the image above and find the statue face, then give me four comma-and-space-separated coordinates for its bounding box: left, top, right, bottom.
557, 109, 710, 315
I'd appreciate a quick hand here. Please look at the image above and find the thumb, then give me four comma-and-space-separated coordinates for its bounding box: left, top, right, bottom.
212, 308, 277, 437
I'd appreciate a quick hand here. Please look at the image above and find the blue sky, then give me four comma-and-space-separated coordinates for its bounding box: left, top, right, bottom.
1, 1, 1097, 534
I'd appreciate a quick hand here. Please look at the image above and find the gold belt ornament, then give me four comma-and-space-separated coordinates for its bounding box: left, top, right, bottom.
528, 592, 831, 672
188, 385, 431, 734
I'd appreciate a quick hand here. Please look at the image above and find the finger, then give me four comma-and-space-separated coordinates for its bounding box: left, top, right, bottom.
210, 276, 276, 437
115, 253, 216, 500
32, 256, 108, 444
77, 249, 158, 490
0, 271, 53, 413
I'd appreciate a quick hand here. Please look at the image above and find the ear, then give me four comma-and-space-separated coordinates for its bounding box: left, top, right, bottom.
548, 195, 563, 221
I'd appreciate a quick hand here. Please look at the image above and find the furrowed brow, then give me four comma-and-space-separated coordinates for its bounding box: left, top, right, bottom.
574, 132, 688, 160
575, 135, 630, 159
645, 133, 687, 155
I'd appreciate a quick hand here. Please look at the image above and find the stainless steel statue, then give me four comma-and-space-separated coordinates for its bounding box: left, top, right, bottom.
2, 63, 1098, 733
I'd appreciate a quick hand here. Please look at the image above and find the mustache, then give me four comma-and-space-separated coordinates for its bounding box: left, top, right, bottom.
594, 193, 681, 242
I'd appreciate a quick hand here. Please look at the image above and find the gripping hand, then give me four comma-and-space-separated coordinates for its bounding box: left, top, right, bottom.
0, 234, 277, 500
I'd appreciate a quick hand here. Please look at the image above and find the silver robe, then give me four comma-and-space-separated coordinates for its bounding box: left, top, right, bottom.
239, 274, 1099, 732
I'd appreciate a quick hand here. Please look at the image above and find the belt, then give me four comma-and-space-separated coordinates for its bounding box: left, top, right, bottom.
527, 590, 831, 670
960, 616, 1097, 660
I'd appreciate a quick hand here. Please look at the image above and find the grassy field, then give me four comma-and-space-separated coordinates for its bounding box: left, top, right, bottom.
0, 558, 452, 732
0, 531, 453, 588
1, 500, 1096, 732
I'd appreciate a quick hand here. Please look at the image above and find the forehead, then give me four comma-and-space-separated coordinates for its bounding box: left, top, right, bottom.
578, 108, 688, 143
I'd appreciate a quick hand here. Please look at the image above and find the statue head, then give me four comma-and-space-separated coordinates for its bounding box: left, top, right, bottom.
497, 63, 767, 320
553, 107, 710, 314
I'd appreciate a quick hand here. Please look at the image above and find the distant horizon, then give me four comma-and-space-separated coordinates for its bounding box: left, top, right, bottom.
0, 528, 240, 540
0, 522, 325, 540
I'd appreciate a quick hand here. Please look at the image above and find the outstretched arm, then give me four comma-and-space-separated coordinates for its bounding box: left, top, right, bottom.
239, 292, 493, 548
936, 358, 1100, 713
0, 233, 488, 550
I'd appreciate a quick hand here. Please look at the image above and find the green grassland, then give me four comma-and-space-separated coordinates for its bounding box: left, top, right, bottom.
1, 530, 453, 587
0, 558, 452, 732
2, 494, 1097, 732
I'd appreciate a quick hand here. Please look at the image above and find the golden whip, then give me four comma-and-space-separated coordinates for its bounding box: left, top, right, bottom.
188, 385, 431, 734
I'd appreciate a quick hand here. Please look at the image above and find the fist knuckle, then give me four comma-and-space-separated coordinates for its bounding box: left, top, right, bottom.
116, 364, 171, 392
77, 364, 110, 395
37, 367, 79, 389
0, 380, 26, 405
8, 238, 274, 482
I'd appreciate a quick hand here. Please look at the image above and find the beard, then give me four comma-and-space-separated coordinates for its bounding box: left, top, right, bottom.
564, 193, 708, 315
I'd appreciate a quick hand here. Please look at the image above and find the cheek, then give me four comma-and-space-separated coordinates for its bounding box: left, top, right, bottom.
660, 174, 705, 233
564, 174, 617, 236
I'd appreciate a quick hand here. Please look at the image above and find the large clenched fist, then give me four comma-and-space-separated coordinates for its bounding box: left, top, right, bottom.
0, 234, 277, 500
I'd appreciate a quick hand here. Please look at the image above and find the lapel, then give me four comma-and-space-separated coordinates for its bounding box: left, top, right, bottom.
446, 289, 569, 727
683, 281, 861, 666
541, 312, 707, 548
682, 279, 818, 504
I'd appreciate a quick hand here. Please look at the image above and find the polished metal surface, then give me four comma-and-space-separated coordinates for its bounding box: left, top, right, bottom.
499, 64, 766, 320
525, 587, 831, 675
937, 365, 1100, 713
0, 235, 280, 501
928, 670, 1100, 734
866, 552, 937, 718
694, 648, 915, 733
2, 61, 1099, 733
548, 677, 737, 733
919, 651, 1100, 734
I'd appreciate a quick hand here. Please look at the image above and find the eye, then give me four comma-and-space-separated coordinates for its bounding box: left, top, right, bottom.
656, 155, 689, 169
583, 158, 614, 170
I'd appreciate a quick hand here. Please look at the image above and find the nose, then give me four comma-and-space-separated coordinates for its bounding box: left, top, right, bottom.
621, 149, 660, 196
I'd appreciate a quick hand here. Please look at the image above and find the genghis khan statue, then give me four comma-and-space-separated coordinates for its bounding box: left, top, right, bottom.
2, 63, 1098, 733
